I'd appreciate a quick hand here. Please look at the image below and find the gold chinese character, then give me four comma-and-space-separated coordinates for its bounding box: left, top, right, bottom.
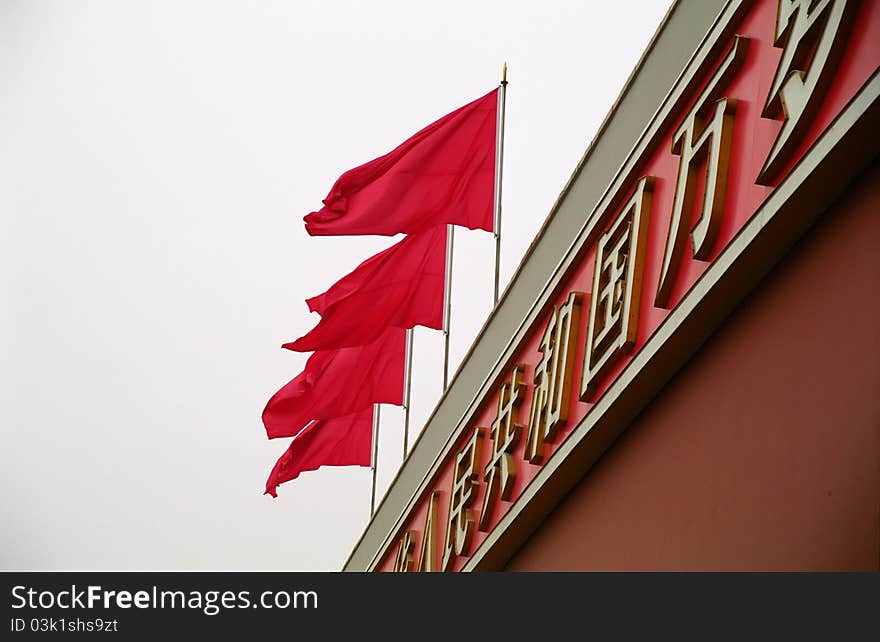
392, 530, 415, 572
416, 492, 440, 572
655, 36, 748, 308
478, 366, 526, 532
525, 292, 584, 464
757, 0, 855, 185
441, 428, 483, 571
581, 176, 653, 401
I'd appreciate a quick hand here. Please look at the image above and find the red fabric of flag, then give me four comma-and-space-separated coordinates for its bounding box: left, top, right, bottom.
304, 89, 497, 236
262, 326, 405, 439
264, 406, 373, 497
285, 226, 446, 352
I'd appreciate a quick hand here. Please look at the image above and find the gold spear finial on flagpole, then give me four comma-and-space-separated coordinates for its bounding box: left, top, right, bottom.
502, 61, 508, 84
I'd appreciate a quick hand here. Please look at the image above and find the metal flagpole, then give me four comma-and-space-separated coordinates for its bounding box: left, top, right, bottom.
402, 328, 414, 458
370, 403, 381, 516
443, 224, 454, 390
493, 62, 508, 306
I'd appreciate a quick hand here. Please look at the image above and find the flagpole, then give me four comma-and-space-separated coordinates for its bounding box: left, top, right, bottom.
403, 328, 414, 458
370, 403, 381, 516
443, 224, 454, 390
493, 62, 508, 306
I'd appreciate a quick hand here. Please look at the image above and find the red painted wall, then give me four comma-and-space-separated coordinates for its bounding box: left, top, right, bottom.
506, 161, 880, 571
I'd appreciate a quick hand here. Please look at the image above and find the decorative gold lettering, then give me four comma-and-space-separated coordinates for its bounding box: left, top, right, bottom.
525, 292, 584, 464
479, 366, 526, 532
416, 492, 440, 572
581, 176, 653, 401
757, 0, 855, 184
441, 429, 483, 570
655, 36, 748, 308
392, 530, 415, 572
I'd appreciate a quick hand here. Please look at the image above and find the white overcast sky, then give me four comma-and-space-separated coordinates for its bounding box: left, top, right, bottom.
1, 0, 673, 570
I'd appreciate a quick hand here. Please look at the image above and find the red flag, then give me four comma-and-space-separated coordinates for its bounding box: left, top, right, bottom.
262, 326, 405, 439
264, 407, 373, 497
304, 89, 497, 236
285, 226, 446, 352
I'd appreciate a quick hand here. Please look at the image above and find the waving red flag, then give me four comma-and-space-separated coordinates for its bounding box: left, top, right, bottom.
303, 89, 497, 236
262, 327, 405, 439
285, 226, 446, 352
264, 407, 373, 497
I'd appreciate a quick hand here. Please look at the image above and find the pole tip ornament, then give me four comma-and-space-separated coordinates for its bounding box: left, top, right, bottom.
502, 62, 508, 84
